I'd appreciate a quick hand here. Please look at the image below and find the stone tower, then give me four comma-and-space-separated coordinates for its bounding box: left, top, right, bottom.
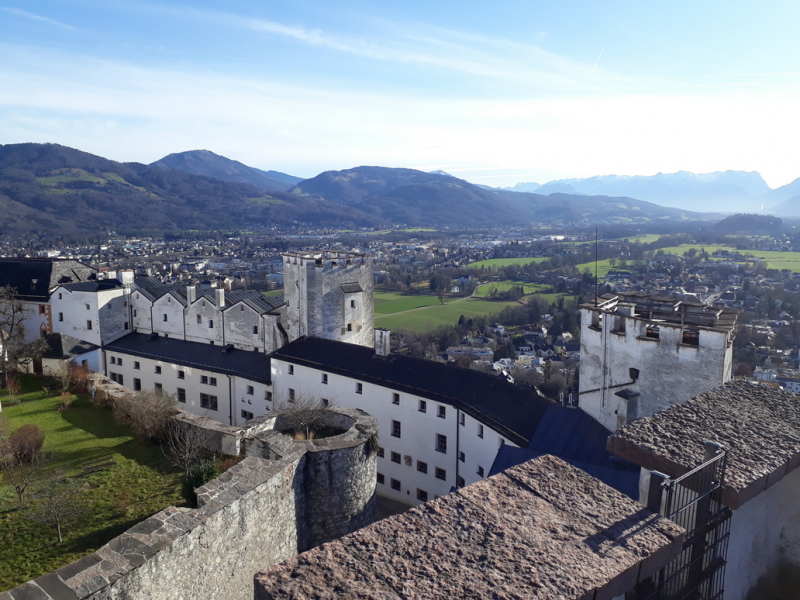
281, 251, 374, 348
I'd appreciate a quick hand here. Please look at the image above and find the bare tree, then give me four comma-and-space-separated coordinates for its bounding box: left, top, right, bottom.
0, 285, 48, 388
112, 390, 177, 443
27, 470, 87, 543
274, 392, 336, 440
162, 417, 214, 479
0, 425, 48, 508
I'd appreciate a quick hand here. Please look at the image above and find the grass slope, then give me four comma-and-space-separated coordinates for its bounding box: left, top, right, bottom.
468, 257, 550, 269
0, 376, 183, 591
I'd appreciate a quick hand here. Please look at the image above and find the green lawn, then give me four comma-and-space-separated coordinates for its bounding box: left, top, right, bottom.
651, 244, 800, 272
0, 376, 183, 591
474, 281, 551, 297
375, 297, 523, 331
374, 290, 444, 315
618, 234, 663, 243
575, 259, 617, 278
262, 290, 284, 297
468, 257, 549, 269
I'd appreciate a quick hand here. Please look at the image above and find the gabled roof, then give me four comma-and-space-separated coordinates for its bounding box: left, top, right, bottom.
0, 258, 97, 301
58, 279, 123, 293
130, 278, 284, 313
105, 333, 272, 385
272, 336, 555, 446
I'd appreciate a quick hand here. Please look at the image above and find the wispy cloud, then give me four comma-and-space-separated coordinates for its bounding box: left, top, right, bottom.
2, 7, 76, 30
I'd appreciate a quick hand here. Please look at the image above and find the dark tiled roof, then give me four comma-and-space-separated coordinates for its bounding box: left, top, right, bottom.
59, 279, 123, 292
0, 258, 97, 301
340, 283, 363, 293
105, 333, 272, 385
130, 279, 284, 313
272, 337, 555, 446
41, 333, 99, 359
490, 406, 640, 499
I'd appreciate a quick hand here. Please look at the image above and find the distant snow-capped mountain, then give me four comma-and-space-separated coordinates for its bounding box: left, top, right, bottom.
504, 170, 771, 212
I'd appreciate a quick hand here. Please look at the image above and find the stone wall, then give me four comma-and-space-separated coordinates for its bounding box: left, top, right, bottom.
1, 407, 378, 600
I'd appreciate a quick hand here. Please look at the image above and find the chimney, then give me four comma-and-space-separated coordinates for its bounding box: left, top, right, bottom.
186, 286, 196, 304
215, 288, 225, 309
375, 328, 391, 356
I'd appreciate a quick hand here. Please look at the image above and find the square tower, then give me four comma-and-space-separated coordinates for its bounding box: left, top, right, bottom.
281, 251, 374, 348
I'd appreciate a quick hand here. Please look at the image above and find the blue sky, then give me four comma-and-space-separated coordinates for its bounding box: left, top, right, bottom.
1, 1, 799, 188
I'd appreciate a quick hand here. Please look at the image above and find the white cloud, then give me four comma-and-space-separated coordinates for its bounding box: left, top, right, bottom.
1, 7, 76, 30
1, 46, 798, 189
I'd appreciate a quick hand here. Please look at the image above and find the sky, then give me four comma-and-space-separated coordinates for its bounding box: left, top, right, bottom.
1, 1, 799, 189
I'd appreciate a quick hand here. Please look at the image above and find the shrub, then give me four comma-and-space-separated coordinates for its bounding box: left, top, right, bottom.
182, 458, 220, 507
112, 390, 177, 444
10, 424, 45, 463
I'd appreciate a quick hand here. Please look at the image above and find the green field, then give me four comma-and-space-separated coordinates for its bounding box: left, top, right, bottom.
375, 296, 523, 331
474, 281, 551, 297
575, 259, 617, 278
653, 244, 800, 272
262, 290, 285, 297
618, 234, 663, 243
469, 257, 549, 269
0, 376, 183, 590
374, 290, 444, 315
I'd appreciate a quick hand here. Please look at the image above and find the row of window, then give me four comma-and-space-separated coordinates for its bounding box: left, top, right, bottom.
377, 475, 467, 496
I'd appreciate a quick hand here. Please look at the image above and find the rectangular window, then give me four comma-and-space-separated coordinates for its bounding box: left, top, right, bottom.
435, 467, 446, 481
201, 375, 208, 384
391, 451, 401, 464
438, 405, 446, 419
134, 361, 140, 370
459, 451, 465, 463
163, 314, 168, 321
646, 325, 660, 340
241, 410, 254, 421
478, 424, 484, 439
200, 393, 218, 411
351, 300, 356, 308
177, 388, 186, 403
377, 447, 385, 458
210, 377, 217, 386
347, 323, 352, 332
253, 326, 258, 334
418, 400, 427, 413
155, 366, 162, 374
456, 475, 465, 488
288, 365, 294, 375
459, 413, 465, 426
154, 383, 162, 392
58, 312, 63, 322
682, 329, 700, 346
436, 434, 447, 454
85, 304, 90, 310
390, 478, 401, 491
117, 374, 123, 386
417, 460, 428, 474
322, 398, 329, 407
124, 322, 128, 330
87, 320, 92, 330
391, 420, 401, 438
197, 315, 202, 324
416, 489, 428, 502
392, 393, 400, 405
58, 293, 62, 299
321, 373, 328, 384
377, 473, 385, 485
39, 305, 46, 314
289, 388, 295, 402
118, 358, 122, 366
356, 382, 363, 394
265, 391, 272, 401
477, 466, 485, 477
208, 320, 214, 328
110, 356, 116, 365
133, 378, 141, 391
178, 371, 185, 380
247, 385, 254, 395
133, 309, 137, 317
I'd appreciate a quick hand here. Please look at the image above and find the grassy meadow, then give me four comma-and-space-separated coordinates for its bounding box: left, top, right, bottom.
0, 376, 183, 591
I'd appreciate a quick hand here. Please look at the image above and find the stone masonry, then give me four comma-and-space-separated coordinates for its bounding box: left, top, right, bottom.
1, 407, 378, 600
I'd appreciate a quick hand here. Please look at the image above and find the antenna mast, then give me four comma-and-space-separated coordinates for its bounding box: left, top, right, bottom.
594, 228, 599, 305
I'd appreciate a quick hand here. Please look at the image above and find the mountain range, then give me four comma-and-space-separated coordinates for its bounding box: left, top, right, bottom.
504, 171, 800, 214
0, 143, 767, 238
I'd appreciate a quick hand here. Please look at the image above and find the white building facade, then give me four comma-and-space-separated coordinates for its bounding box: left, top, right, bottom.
579, 294, 737, 432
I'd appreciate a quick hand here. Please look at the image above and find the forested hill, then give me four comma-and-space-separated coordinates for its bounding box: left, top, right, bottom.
0, 144, 712, 238
291, 166, 708, 226
0, 143, 382, 237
